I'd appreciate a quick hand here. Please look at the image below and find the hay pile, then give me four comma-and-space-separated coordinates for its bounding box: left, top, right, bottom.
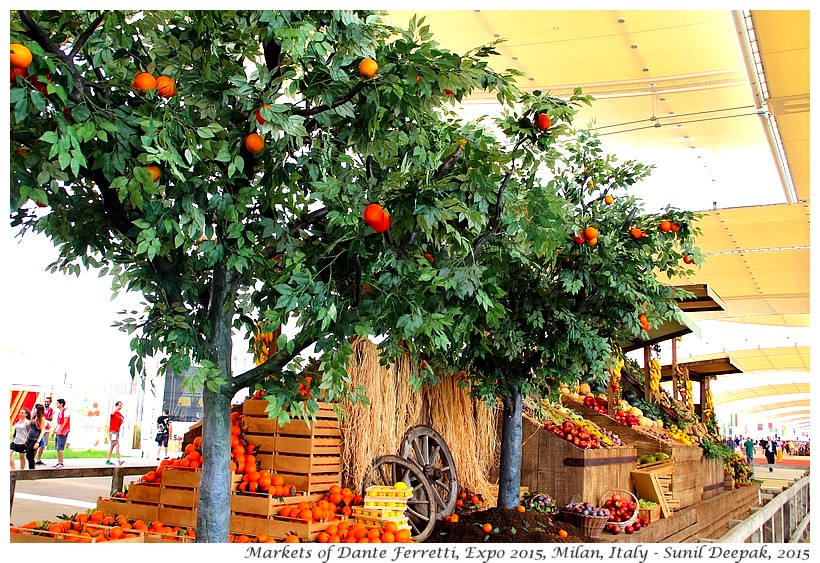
339, 339, 499, 503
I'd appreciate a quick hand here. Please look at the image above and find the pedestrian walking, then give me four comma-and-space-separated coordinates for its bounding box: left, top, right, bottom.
26, 404, 47, 469
743, 436, 755, 467
106, 401, 125, 465
760, 436, 776, 472
155, 408, 172, 460
10, 407, 30, 470
53, 398, 70, 468
34, 396, 54, 466
776, 439, 784, 462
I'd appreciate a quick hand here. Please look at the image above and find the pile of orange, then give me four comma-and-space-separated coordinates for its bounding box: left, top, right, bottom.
131, 71, 175, 98
315, 520, 412, 544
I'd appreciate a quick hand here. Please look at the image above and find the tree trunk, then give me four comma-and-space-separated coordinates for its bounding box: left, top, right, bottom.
196, 263, 236, 542
496, 386, 523, 509
197, 387, 232, 542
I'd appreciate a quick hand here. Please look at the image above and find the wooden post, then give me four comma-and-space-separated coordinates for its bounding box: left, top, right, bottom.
671, 339, 679, 401
607, 369, 616, 416
701, 377, 711, 423
643, 346, 651, 402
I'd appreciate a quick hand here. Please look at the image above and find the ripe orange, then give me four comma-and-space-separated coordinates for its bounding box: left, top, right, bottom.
587, 237, 598, 246
145, 164, 161, 182
558, 529, 568, 539
132, 72, 157, 93
155, 75, 175, 97
604, 195, 615, 205
516, 505, 526, 513
284, 534, 300, 543
683, 255, 694, 264
10, 43, 33, 69
395, 529, 411, 542
245, 133, 265, 154
384, 521, 398, 534
317, 531, 330, 543
381, 531, 395, 543
630, 227, 644, 239
358, 58, 378, 78
482, 523, 493, 533
423, 253, 435, 263
536, 113, 552, 131
659, 219, 672, 232
583, 226, 598, 240
448, 514, 459, 523
670, 222, 681, 232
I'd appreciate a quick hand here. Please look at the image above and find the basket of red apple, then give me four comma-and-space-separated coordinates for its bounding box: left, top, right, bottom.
600, 489, 639, 532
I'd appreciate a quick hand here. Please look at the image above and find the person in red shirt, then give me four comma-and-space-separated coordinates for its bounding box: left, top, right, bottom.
53, 398, 70, 468
34, 396, 54, 466
106, 401, 125, 465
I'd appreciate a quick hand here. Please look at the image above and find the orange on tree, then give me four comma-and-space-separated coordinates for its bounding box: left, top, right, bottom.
358, 58, 378, 78
245, 133, 265, 154
583, 226, 598, 240
536, 113, 552, 131
145, 164, 162, 182
11, 67, 28, 82
10, 43, 33, 69
629, 226, 645, 239
604, 194, 615, 205
155, 75, 175, 97
659, 219, 672, 232
132, 72, 157, 93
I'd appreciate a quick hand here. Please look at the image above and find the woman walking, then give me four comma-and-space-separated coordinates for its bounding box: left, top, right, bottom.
10, 408, 30, 470
26, 405, 47, 469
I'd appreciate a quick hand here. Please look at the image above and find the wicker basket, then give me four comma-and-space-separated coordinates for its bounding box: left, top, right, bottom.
559, 510, 609, 538
600, 488, 638, 531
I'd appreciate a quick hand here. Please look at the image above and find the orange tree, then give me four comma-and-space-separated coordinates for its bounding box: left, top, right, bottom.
8, 9, 584, 541
433, 127, 703, 509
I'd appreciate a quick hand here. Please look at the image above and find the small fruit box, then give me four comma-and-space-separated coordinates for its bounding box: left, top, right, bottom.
638, 505, 661, 523
144, 529, 196, 543
9, 525, 144, 544
126, 482, 161, 504
351, 506, 411, 531
363, 484, 413, 503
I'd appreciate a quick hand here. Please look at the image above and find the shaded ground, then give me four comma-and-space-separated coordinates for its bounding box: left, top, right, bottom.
424, 507, 604, 543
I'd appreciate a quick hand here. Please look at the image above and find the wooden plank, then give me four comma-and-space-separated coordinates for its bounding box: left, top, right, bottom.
631, 470, 671, 517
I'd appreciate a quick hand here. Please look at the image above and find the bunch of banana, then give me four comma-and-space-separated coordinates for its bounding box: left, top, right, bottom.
648, 359, 662, 392
702, 386, 714, 419
253, 326, 278, 365
681, 379, 694, 410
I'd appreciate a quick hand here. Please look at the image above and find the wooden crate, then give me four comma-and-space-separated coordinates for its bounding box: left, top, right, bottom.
161, 486, 199, 509
124, 500, 160, 522
243, 398, 273, 417
230, 513, 271, 537
159, 505, 197, 528
144, 530, 196, 543
9, 526, 144, 543
278, 472, 341, 494
246, 434, 277, 453
245, 417, 279, 435
230, 492, 323, 518
126, 482, 161, 504
517, 416, 637, 508
97, 496, 128, 517
702, 457, 725, 499
162, 468, 202, 489
267, 516, 335, 541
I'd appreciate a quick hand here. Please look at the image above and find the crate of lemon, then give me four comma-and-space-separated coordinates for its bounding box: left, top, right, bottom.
351, 483, 413, 534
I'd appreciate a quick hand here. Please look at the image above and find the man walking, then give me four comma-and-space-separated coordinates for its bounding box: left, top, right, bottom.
744, 436, 755, 466
53, 398, 70, 468
106, 401, 125, 465
34, 396, 54, 466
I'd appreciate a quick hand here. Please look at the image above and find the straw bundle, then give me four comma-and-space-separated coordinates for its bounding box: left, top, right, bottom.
423, 372, 500, 505
339, 339, 422, 490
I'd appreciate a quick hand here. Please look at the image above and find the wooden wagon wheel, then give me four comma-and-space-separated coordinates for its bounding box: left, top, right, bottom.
399, 425, 459, 520
362, 454, 437, 541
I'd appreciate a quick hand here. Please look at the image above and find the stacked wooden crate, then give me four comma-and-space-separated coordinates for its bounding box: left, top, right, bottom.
96, 482, 160, 523
351, 485, 412, 532
242, 398, 343, 494
159, 468, 201, 527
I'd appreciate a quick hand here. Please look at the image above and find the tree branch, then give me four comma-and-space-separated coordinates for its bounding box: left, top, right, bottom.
18, 11, 84, 104
69, 11, 107, 57
294, 82, 365, 118
229, 326, 319, 394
